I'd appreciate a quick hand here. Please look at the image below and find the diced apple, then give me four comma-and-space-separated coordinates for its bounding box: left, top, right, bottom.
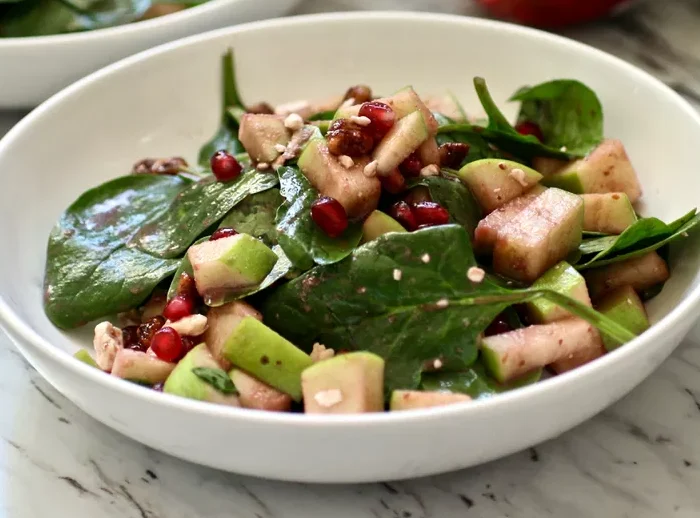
493, 188, 583, 283
584, 251, 670, 299
238, 114, 289, 163
422, 93, 466, 122
230, 369, 293, 412
111, 349, 175, 385
527, 261, 592, 323
532, 156, 568, 176
204, 301, 262, 370
372, 110, 429, 176
378, 87, 439, 135
418, 137, 440, 166
390, 390, 471, 411
549, 338, 606, 374
595, 285, 650, 351
582, 193, 637, 234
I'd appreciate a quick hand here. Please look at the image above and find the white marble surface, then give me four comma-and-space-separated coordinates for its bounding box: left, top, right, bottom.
3, 0, 700, 516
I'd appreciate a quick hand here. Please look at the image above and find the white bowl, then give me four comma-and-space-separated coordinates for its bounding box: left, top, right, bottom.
2, 12, 700, 484
0, 0, 301, 108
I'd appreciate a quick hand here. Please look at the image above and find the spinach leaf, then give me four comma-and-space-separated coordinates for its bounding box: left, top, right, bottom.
218, 188, 283, 246
61, 0, 151, 29
134, 170, 279, 259
421, 362, 541, 399
44, 174, 188, 328
275, 166, 363, 270
511, 80, 603, 156
261, 225, 634, 393
307, 110, 336, 121
197, 49, 245, 167
1, 0, 83, 36
577, 209, 700, 269
192, 367, 238, 394
407, 173, 481, 236
469, 77, 576, 160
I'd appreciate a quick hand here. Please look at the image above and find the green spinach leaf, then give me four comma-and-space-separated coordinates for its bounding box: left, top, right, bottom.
134, 170, 279, 259
421, 362, 542, 399
511, 80, 603, 156
197, 49, 245, 167
577, 209, 700, 269
275, 166, 363, 270
1, 0, 83, 36
261, 225, 634, 393
44, 174, 188, 328
192, 367, 237, 394
218, 188, 283, 246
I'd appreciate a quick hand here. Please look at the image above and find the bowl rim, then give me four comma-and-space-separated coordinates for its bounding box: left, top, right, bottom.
2, 10, 700, 428
0, 0, 257, 45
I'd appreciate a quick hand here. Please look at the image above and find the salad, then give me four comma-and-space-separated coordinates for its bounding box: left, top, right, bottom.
47, 49, 699, 414
0, 2, 193, 37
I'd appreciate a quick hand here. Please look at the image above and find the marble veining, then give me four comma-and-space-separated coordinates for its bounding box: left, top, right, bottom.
3, 0, 700, 516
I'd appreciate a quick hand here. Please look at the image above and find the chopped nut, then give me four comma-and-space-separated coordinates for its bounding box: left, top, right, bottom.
93, 321, 124, 371
421, 253, 431, 263
256, 162, 270, 171
327, 119, 374, 157
433, 359, 443, 369
363, 160, 378, 177
165, 315, 208, 337
246, 102, 275, 115
343, 85, 372, 105
132, 157, 187, 175
509, 168, 529, 187
339, 155, 355, 169
420, 164, 440, 177
274, 143, 287, 153
357, 286, 367, 294
314, 389, 343, 408
560, 146, 568, 152
351, 115, 371, 127
311, 343, 335, 362
467, 266, 486, 283
435, 298, 449, 309
339, 97, 357, 110
284, 113, 304, 131
393, 269, 403, 281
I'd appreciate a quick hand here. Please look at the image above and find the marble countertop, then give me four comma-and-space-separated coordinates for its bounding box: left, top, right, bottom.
3, 0, 700, 516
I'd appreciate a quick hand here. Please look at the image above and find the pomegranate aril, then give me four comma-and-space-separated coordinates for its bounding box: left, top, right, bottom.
389, 201, 417, 231
438, 142, 470, 169
311, 196, 348, 238
514, 121, 544, 142
412, 201, 450, 227
122, 325, 141, 350
210, 227, 239, 241
137, 315, 166, 350
175, 272, 197, 300
379, 169, 406, 194
399, 152, 422, 178
181, 336, 199, 356
210, 150, 242, 182
485, 313, 514, 336
151, 327, 183, 363
163, 295, 194, 322
358, 101, 396, 140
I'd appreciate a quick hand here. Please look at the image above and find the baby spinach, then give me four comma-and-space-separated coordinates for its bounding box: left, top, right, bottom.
218, 188, 283, 246
577, 209, 700, 269
261, 225, 634, 393
44, 174, 188, 328
134, 170, 278, 259
511, 79, 603, 156
197, 49, 245, 167
275, 166, 363, 271
192, 367, 238, 394
421, 362, 542, 399
1, 0, 83, 37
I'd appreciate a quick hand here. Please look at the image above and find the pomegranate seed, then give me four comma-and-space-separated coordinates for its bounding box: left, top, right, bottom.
210, 227, 239, 241
389, 201, 417, 231
151, 327, 183, 363
412, 201, 450, 227
399, 152, 422, 178
163, 296, 194, 322
152, 383, 164, 392
137, 316, 166, 350
122, 325, 141, 351
514, 121, 544, 142
485, 313, 513, 337
379, 169, 406, 194
181, 336, 199, 356
358, 101, 396, 140
438, 142, 470, 169
210, 150, 242, 182
311, 196, 348, 238
175, 272, 198, 301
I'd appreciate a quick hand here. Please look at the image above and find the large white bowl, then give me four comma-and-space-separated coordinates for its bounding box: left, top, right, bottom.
1, 12, 700, 484
0, 0, 301, 108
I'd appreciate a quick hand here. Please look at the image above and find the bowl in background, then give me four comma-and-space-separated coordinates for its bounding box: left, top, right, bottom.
0, 12, 700, 483
0, 0, 302, 108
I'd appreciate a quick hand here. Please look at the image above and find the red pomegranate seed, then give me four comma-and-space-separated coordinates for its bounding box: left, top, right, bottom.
175, 272, 198, 301
389, 201, 417, 231
137, 315, 166, 350
379, 169, 406, 194
399, 152, 422, 178
412, 201, 450, 227
122, 325, 141, 351
163, 295, 194, 322
311, 196, 348, 238
485, 313, 513, 337
210, 227, 239, 241
151, 327, 183, 363
358, 101, 396, 140
514, 121, 544, 142
210, 150, 242, 182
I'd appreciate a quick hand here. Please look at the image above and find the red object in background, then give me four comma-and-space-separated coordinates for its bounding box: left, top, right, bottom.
477, 0, 635, 28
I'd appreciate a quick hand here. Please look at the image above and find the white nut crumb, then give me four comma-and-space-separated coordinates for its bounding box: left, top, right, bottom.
351, 115, 371, 126
340, 97, 356, 109
93, 321, 124, 371
560, 146, 568, 152
493, 188, 501, 193
357, 286, 367, 294
311, 342, 335, 362
462, 318, 471, 327
435, 298, 449, 309
256, 162, 270, 171
420, 164, 440, 177
314, 389, 343, 408
274, 143, 287, 153
683, 232, 689, 237
509, 168, 529, 187
467, 266, 486, 283
421, 253, 431, 264
393, 269, 403, 281
284, 113, 304, 131
339, 155, 355, 169
166, 314, 208, 337
363, 160, 378, 177
433, 359, 443, 369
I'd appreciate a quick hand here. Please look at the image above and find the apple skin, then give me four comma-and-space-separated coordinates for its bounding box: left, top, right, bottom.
476, 0, 636, 28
